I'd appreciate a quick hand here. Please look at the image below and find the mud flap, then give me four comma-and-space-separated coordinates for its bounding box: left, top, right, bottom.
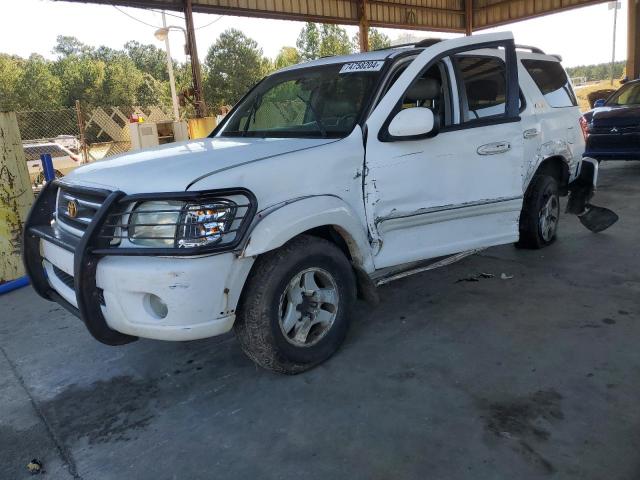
578, 205, 619, 233
567, 157, 618, 233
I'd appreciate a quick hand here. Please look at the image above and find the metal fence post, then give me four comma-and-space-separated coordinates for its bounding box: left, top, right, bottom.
75, 100, 89, 163
0, 111, 34, 289
40, 153, 55, 182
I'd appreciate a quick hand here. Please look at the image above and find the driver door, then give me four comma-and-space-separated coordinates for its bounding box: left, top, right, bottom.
364, 32, 525, 270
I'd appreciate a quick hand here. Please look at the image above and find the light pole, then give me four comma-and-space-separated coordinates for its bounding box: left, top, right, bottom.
609, 1, 621, 85
154, 17, 188, 122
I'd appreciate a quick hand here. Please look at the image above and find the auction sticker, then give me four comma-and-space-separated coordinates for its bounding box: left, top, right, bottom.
339, 61, 385, 73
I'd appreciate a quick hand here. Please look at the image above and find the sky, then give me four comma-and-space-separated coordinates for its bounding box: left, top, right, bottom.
0, 0, 629, 68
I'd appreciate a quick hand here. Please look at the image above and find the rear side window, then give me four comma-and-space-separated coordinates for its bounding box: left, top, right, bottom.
455, 55, 507, 122
522, 59, 577, 108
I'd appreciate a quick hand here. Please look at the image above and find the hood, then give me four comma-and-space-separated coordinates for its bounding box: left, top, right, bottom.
584, 104, 640, 128
62, 136, 335, 193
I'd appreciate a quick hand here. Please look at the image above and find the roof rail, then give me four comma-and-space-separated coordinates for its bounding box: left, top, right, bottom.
515, 44, 546, 54
415, 38, 443, 48
374, 38, 442, 52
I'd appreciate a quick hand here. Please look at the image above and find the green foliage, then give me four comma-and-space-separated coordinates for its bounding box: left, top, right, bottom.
566, 61, 626, 82
296, 23, 354, 61
124, 41, 169, 82
274, 47, 300, 69
368, 29, 391, 51
296, 23, 321, 61
352, 27, 391, 51
203, 29, 265, 109
0, 54, 24, 110
53, 35, 93, 57
1, 25, 391, 112
53, 54, 105, 106
98, 54, 144, 106
16, 54, 62, 110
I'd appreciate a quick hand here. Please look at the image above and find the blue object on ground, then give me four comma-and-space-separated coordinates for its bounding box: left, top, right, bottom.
0, 276, 29, 295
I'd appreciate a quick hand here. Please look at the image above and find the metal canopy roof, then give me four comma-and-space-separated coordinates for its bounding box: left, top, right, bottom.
57, 0, 609, 33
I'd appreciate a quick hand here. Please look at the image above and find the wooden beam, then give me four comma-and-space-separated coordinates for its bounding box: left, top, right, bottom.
358, 0, 369, 52
628, 0, 640, 80
465, 0, 473, 35
184, 0, 207, 118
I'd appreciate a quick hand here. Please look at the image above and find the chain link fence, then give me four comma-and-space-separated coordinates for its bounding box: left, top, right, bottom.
16, 104, 176, 189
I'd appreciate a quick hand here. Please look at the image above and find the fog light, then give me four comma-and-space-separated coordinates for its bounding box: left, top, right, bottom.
147, 294, 168, 319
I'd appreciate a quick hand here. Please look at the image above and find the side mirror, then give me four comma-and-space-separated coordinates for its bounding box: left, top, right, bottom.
593, 99, 606, 108
387, 107, 436, 140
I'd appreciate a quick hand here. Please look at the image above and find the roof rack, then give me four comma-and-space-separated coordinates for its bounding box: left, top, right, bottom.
515, 45, 546, 54
415, 38, 443, 48
375, 40, 555, 59
374, 38, 442, 52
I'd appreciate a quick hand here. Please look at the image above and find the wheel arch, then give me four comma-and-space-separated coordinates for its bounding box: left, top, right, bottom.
241, 195, 374, 272
532, 155, 571, 195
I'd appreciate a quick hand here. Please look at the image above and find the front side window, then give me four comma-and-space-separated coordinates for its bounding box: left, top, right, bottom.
605, 81, 640, 106
522, 59, 577, 108
398, 62, 451, 128
455, 55, 507, 122
219, 62, 383, 138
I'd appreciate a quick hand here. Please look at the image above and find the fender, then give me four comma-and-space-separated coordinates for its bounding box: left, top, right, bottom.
524, 141, 574, 192
240, 195, 375, 272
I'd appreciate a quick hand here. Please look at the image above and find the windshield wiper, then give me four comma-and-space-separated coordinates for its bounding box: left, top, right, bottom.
297, 94, 327, 138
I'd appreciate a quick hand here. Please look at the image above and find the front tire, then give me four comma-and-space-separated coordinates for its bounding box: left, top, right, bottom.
517, 174, 560, 249
234, 235, 356, 374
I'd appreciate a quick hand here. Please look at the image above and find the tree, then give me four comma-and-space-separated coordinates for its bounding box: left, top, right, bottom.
53, 35, 93, 57
137, 73, 167, 106
124, 41, 169, 81
368, 28, 391, 51
16, 54, 62, 110
296, 23, 353, 61
296, 23, 321, 61
98, 54, 144, 105
53, 55, 105, 107
274, 47, 300, 69
318, 24, 352, 57
203, 29, 266, 109
0, 54, 24, 110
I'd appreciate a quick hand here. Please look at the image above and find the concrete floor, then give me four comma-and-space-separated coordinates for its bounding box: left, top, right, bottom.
1, 161, 639, 480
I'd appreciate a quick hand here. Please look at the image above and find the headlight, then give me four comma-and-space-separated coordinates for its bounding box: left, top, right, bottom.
128, 200, 237, 248
176, 200, 236, 248
129, 200, 182, 247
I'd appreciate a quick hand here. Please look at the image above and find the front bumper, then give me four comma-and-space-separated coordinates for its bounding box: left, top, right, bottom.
23, 182, 252, 344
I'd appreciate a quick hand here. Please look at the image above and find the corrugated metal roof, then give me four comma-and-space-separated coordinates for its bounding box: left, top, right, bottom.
55, 0, 610, 33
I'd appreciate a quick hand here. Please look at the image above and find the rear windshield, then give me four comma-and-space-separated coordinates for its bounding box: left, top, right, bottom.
522, 59, 577, 108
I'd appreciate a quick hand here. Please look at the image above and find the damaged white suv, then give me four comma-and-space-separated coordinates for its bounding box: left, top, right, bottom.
24, 33, 616, 373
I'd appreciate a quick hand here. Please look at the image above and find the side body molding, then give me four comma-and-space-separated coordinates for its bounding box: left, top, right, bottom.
241, 196, 374, 273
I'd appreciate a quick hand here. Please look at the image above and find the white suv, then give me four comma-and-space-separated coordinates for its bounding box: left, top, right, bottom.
24, 33, 614, 374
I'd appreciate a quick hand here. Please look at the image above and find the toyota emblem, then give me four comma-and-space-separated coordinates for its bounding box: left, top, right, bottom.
67, 199, 79, 218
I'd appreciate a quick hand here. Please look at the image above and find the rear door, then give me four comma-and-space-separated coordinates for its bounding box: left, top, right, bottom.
364, 32, 525, 270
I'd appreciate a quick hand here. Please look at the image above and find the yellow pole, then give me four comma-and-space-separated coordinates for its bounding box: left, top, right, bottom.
0, 111, 34, 284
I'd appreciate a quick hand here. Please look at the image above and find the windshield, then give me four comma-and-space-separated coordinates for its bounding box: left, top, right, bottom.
217, 62, 384, 139
606, 82, 640, 106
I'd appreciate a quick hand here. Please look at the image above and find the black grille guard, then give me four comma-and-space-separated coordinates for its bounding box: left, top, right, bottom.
22, 181, 136, 346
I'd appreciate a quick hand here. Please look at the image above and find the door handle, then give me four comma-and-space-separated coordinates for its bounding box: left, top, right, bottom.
523, 128, 540, 139
477, 141, 511, 155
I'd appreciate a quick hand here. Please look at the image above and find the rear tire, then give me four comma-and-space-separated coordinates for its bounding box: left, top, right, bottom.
517, 174, 560, 249
234, 235, 356, 374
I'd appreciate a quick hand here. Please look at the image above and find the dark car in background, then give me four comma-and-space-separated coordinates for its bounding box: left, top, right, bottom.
581, 79, 640, 161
